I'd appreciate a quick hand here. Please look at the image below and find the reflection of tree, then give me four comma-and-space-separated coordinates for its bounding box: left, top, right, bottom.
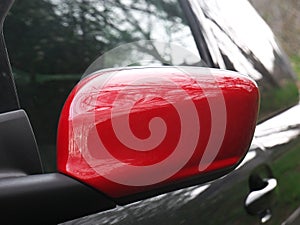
5, 0, 191, 78
5, 0, 62, 81
4, 0, 200, 172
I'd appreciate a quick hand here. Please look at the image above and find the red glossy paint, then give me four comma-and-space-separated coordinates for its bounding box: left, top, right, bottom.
57, 67, 259, 198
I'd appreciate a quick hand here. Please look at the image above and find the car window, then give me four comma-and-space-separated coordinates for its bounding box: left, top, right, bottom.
4, 0, 201, 172
189, 0, 299, 122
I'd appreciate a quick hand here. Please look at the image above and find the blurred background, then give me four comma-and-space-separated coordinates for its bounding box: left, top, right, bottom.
250, 0, 300, 82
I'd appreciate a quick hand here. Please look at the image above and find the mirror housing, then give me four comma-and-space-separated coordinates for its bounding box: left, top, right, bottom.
57, 66, 259, 204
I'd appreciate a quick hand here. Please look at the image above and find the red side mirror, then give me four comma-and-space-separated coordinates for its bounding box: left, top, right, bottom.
57, 66, 259, 202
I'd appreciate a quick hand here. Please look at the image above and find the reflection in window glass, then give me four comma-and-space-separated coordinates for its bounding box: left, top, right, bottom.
190, 0, 299, 122
5, 0, 201, 171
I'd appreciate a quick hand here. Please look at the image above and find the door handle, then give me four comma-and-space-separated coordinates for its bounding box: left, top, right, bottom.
245, 178, 277, 223
245, 178, 277, 206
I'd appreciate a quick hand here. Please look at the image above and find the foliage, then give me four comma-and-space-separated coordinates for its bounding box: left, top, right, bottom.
271, 140, 300, 210
4, 0, 186, 80
291, 55, 300, 81
259, 81, 299, 121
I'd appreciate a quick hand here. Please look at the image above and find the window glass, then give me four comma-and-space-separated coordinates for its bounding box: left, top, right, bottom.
189, 0, 299, 122
4, 0, 201, 171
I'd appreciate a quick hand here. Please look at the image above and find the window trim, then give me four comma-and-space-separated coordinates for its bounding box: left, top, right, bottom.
0, 0, 20, 114
179, 0, 214, 67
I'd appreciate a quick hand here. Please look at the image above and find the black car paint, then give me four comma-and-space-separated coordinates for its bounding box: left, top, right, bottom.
61, 109, 300, 224
189, 0, 298, 122
0, 0, 299, 224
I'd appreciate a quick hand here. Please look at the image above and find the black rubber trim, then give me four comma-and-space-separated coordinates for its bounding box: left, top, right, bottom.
0, 110, 43, 178
0, 0, 20, 113
115, 166, 234, 205
179, 0, 214, 67
0, 173, 116, 225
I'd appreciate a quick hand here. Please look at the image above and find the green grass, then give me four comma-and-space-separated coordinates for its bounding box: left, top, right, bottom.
13, 69, 81, 84
270, 140, 300, 223
272, 141, 300, 206
291, 55, 300, 81
259, 80, 299, 120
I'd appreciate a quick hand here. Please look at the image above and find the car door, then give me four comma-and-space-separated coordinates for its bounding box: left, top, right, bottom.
187, 0, 300, 224
63, 0, 300, 224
